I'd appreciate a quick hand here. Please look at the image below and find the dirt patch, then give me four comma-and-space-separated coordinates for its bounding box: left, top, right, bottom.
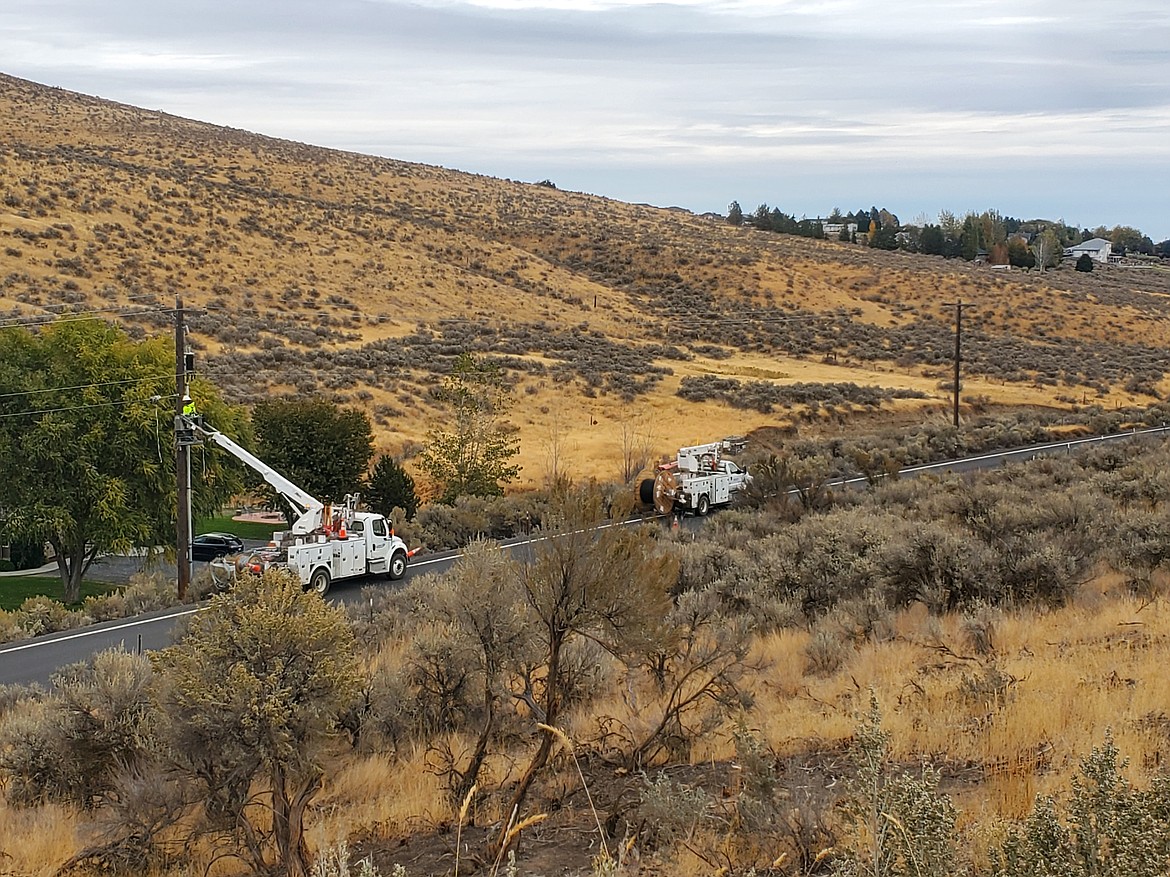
232, 511, 286, 523
355, 750, 851, 876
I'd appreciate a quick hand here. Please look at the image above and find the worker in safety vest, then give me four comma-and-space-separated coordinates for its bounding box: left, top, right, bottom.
182, 394, 197, 418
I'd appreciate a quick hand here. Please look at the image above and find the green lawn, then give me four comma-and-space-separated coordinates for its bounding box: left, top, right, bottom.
0, 513, 281, 613
196, 513, 282, 541
0, 575, 121, 612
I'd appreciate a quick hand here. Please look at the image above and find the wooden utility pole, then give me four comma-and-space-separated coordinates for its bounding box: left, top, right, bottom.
942, 301, 968, 428
174, 296, 191, 600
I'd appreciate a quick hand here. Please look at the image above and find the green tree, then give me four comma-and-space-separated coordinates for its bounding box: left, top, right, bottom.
0, 320, 243, 602
1076, 252, 1095, 273
154, 569, 361, 877
959, 212, 983, 261
1108, 225, 1153, 256
364, 453, 418, 520
252, 397, 374, 511
726, 200, 744, 226
418, 353, 520, 503
870, 224, 899, 250
1008, 237, 1036, 268
919, 224, 946, 256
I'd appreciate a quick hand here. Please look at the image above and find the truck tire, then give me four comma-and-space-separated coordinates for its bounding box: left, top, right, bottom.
388, 550, 407, 581
696, 494, 710, 516
638, 478, 655, 505
309, 567, 331, 596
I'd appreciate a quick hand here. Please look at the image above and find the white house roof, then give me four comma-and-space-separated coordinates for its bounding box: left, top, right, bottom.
1068, 238, 1111, 253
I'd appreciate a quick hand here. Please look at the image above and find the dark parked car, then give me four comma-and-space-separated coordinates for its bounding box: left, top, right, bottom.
192, 532, 245, 562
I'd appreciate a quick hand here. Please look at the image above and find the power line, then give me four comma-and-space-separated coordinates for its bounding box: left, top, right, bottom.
0, 374, 178, 401
0, 394, 178, 421
2, 291, 168, 318
0, 306, 161, 327
0, 307, 176, 329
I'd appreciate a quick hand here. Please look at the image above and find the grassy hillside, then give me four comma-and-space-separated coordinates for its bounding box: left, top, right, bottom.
5, 72, 1170, 490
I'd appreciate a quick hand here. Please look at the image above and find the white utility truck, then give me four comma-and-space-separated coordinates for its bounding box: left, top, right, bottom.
189, 421, 410, 595
642, 437, 751, 516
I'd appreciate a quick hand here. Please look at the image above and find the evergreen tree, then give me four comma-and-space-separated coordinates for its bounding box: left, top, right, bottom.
870, 224, 899, 250
726, 200, 743, 226
751, 204, 772, 231
919, 224, 946, 256
1076, 252, 1095, 272
365, 454, 418, 520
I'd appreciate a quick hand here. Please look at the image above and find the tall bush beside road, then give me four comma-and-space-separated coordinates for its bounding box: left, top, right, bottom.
154, 568, 362, 877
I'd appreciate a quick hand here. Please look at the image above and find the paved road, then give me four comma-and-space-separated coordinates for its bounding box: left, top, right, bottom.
2, 427, 1167, 688
0, 548, 467, 687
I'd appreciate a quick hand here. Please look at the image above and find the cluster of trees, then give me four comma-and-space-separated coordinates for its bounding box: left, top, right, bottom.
727, 199, 1170, 264
0, 320, 527, 600
725, 200, 831, 239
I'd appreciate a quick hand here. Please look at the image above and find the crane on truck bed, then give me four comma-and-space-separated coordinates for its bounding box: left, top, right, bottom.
640, 436, 751, 516
185, 418, 412, 595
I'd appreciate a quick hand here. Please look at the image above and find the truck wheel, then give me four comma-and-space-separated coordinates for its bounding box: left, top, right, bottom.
309, 567, 331, 596
388, 550, 407, 581
696, 494, 710, 516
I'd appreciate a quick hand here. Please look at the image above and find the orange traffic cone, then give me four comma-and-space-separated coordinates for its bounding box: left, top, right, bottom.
338, 519, 348, 539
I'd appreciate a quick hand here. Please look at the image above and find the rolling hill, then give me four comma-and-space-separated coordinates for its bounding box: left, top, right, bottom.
4, 71, 1170, 488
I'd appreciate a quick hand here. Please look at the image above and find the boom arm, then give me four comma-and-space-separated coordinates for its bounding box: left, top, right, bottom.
195, 423, 325, 534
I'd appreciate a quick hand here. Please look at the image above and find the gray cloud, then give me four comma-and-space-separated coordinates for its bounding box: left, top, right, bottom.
2, 0, 1168, 238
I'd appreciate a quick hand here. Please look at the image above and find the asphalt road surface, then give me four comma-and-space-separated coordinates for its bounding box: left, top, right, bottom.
0, 548, 467, 688
2, 427, 1167, 688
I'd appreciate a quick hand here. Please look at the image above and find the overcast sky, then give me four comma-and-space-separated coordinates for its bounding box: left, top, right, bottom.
3, 0, 1169, 241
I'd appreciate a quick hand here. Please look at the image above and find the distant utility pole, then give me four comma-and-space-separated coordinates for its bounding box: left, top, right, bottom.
942, 301, 969, 428
174, 296, 191, 601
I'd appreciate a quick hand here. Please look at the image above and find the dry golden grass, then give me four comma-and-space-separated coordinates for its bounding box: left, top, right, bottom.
546, 580, 1170, 860
311, 746, 451, 847
8, 70, 1170, 872
0, 798, 79, 876
740, 587, 1170, 822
